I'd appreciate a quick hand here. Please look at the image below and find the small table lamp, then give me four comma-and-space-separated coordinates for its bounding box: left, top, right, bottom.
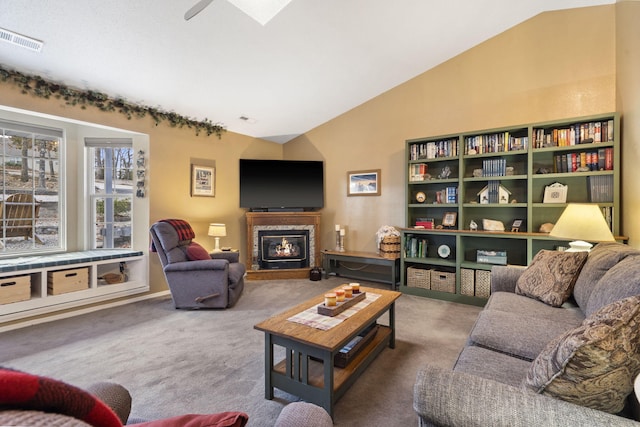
549, 203, 615, 252
208, 223, 227, 253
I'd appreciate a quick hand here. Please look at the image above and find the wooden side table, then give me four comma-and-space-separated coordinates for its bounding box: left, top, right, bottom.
322, 250, 399, 289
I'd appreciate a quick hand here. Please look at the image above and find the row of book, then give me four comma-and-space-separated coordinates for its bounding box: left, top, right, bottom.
588, 175, 614, 203
534, 120, 614, 148
415, 218, 435, 229
409, 163, 428, 181
405, 235, 429, 258
482, 158, 508, 177
463, 132, 528, 155
409, 139, 459, 160
602, 206, 614, 232
553, 148, 613, 173
435, 187, 457, 204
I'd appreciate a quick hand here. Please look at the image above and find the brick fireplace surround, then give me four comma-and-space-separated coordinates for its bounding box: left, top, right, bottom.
245, 212, 321, 280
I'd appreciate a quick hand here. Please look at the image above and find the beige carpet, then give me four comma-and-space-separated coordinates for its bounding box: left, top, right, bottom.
0, 277, 482, 426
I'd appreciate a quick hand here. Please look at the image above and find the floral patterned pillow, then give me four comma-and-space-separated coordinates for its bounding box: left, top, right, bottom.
515, 250, 587, 307
525, 295, 640, 413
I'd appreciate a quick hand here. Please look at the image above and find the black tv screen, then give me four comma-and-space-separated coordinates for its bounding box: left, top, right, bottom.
239, 159, 324, 210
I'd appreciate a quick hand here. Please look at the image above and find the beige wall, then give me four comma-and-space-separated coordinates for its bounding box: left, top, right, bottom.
285, 4, 634, 251
0, 82, 283, 295
0, 3, 637, 313
617, 0, 640, 247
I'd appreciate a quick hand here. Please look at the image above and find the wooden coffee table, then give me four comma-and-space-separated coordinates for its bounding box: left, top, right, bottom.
254, 286, 401, 417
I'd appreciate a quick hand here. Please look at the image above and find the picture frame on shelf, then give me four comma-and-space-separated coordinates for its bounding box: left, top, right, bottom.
511, 219, 523, 232
543, 182, 567, 203
347, 169, 381, 196
191, 164, 215, 197
442, 212, 457, 228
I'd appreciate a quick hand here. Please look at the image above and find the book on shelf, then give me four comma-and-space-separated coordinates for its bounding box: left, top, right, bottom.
534, 119, 614, 148
464, 132, 528, 155
409, 139, 458, 160
587, 175, 614, 203
405, 236, 429, 258
415, 218, 435, 229
409, 163, 428, 181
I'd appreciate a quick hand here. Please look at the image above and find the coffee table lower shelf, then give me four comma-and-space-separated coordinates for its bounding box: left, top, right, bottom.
267, 325, 392, 418
272, 325, 391, 391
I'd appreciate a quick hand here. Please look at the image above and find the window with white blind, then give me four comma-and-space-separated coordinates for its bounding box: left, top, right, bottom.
0, 119, 63, 254
86, 138, 134, 249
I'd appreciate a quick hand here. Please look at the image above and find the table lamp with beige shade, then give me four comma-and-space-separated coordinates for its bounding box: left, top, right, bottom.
549, 203, 615, 252
208, 223, 227, 253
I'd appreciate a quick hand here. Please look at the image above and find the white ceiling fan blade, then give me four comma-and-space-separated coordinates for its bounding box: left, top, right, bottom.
184, 0, 215, 21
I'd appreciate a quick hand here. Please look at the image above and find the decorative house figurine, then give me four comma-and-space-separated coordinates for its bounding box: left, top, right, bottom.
478, 184, 511, 204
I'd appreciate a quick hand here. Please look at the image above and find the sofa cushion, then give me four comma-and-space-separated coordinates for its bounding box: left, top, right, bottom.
515, 250, 587, 307
186, 242, 211, 261
585, 255, 640, 317
469, 309, 581, 361
525, 295, 640, 413
454, 345, 532, 388
573, 242, 640, 310
484, 292, 585, 325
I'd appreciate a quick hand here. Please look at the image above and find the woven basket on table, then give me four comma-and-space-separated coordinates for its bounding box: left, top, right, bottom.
379, 235, 401, 259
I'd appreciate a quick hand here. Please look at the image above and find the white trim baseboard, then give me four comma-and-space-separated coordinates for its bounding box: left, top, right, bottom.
0, 290, 171, 334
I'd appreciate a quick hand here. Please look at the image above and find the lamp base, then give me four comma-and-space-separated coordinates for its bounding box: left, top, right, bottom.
212, 237, 222, 253
565, 240, 593, 252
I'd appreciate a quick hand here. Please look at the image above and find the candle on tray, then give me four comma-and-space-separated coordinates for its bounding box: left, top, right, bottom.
324, 293, 337, 307
350, 283, 360, 293
342, 285, 353, 298
335, 289, 345, 302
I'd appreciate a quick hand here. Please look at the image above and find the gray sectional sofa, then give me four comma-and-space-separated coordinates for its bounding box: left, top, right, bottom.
414, 242, 640, 426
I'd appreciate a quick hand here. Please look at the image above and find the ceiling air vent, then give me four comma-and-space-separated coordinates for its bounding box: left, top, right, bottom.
0, 28, 43, 52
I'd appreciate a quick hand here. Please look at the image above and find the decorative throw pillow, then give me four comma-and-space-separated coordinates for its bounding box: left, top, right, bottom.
130, 412, 249, 427
0, 368, 123, 427
524, 295, 640, 413
515, 250, 588, 307
186, 242, 211, 261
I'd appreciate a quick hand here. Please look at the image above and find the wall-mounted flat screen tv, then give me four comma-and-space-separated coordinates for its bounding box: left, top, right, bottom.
239, 159, 324, 211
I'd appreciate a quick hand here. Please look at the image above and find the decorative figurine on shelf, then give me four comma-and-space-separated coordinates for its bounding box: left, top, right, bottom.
470, 220, 478, 231
438, 165, 452, 179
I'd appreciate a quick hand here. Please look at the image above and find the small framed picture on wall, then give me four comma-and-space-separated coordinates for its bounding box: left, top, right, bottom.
191, 164, 215, 197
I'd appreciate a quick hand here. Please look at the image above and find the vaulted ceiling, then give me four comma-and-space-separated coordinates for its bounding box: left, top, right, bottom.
0, 0, 612, 143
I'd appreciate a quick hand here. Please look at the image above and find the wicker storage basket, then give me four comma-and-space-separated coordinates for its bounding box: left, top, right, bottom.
407, 266, 431, 289
430, 270, 456, 293
460, 268, 475, 296
379, 235, 401, 259
475, 270, 491, 298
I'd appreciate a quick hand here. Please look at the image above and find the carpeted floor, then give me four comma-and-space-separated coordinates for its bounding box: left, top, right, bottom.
0, 277, 482, 426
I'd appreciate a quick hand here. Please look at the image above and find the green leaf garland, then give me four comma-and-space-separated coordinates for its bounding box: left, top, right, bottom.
0, 65, 226, 138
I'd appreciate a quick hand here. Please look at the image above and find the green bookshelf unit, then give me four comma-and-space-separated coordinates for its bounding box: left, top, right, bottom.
401, 113, 621, 306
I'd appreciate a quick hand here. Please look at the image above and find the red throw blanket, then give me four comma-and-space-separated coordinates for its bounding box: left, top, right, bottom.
0, 368, 122, 427
150, 219, 196, 252
160, 219, 195, 241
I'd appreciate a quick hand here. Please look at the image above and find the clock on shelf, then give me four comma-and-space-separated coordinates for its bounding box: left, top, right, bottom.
415, 191, 426, 203
437, 244, 451, 259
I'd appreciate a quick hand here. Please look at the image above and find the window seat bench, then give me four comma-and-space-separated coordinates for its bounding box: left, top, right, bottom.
0, 249, 148, 324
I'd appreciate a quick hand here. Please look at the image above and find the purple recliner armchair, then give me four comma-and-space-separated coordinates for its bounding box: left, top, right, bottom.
150, 221, 245, 309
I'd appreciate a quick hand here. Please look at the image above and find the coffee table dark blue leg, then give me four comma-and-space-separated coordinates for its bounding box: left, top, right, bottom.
265, 333, 274, 399
322, 352, 335, 417
389, 302, 396, 349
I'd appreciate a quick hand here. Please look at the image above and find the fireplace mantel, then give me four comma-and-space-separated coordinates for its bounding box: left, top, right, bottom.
245, 212, 321, 280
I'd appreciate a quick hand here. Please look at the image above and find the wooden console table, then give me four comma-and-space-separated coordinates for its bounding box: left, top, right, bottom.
322, 250, 400, 289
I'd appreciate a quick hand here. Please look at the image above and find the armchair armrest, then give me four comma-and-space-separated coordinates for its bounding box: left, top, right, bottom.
414, 365, 638, 427
490, 265, 526, 294
211, 251, 240, 263
164, 259, 229, 272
